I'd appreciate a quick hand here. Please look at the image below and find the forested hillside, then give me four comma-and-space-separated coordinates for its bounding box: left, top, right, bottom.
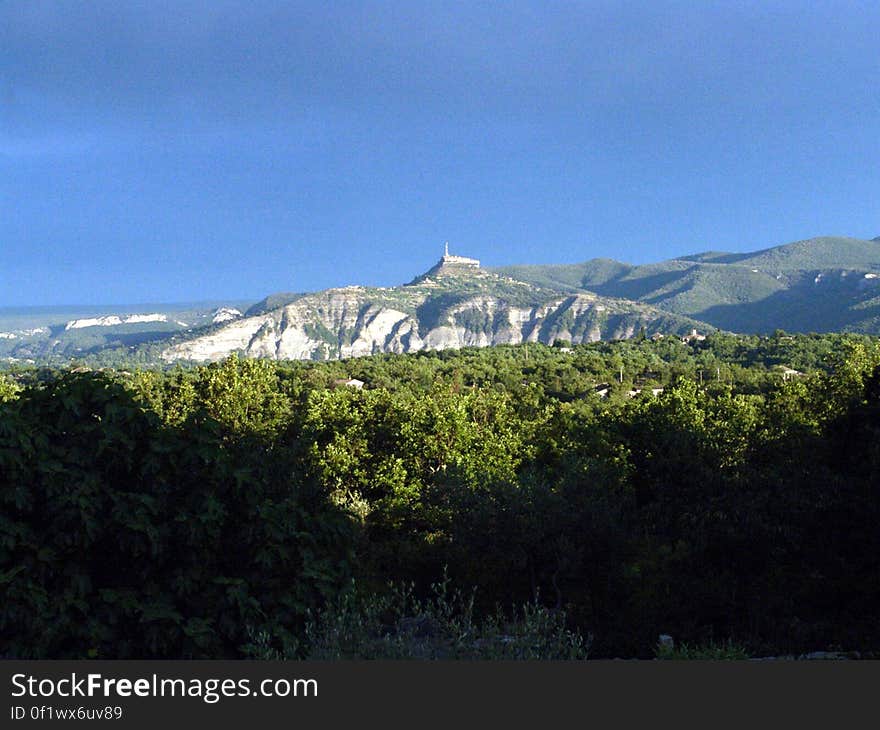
2, 333, 879, 659
496, 236, 880, 334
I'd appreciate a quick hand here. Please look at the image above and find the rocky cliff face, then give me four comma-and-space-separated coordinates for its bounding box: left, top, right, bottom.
161, 269, 706, 362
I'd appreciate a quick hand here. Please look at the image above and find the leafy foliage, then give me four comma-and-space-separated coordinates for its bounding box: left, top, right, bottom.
2, 333, 880, 658
0, 371, 351, 658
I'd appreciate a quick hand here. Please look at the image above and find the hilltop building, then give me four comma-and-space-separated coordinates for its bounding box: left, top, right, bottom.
439, 242, 480, 269
408, 243, 481, 284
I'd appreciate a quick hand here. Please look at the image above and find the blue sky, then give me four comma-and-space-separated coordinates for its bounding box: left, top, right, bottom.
2, 1, 879, 305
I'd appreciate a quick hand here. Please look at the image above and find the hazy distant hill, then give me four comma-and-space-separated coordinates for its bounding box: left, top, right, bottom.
495, 236, 880, 334
0, 302, 253, 363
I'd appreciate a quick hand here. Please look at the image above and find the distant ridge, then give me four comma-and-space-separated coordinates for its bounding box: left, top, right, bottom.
5, 234, 880, 365
161, 244, 705, 362
495, 236, 880, 334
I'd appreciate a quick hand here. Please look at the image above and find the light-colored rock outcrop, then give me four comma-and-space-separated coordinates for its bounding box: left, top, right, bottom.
162, 279, 700, 363
211, 307, 242, 324
65, 313, 168, 329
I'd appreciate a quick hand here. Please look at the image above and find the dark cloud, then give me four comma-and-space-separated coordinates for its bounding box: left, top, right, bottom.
0, 2, 700, 135
1, 2, 876, 147
1, 2, 879, 304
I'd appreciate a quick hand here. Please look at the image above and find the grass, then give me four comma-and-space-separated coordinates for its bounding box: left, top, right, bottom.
655, 639, 750, 660
300, 575, 592, 660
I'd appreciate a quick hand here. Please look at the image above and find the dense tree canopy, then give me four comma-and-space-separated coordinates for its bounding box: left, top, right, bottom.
2, 333, 879, 658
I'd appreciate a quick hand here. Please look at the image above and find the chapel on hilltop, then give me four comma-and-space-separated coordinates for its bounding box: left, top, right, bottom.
438, 242, 480, 269
407, 242, 481, 285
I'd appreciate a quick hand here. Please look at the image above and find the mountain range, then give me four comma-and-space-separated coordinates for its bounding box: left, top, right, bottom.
497, 236, 880, 334
2, 235, 879, 364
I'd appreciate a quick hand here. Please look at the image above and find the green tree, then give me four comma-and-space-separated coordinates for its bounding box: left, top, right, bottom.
194, 354, 292, 436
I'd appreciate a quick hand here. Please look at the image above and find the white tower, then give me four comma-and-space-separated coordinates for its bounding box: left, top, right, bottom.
437, 242, 480, 269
